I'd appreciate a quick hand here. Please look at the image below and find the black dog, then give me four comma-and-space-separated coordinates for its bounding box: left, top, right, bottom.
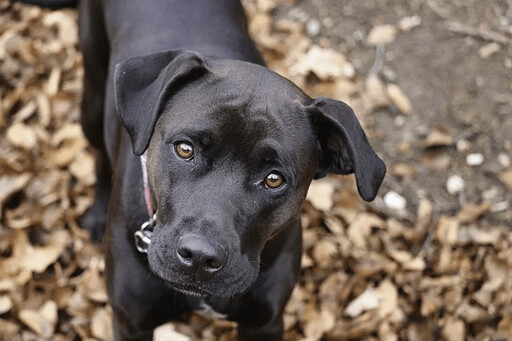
18, 0, 385, 339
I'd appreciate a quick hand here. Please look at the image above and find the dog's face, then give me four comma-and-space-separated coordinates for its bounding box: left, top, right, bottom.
115, 51, 385, 297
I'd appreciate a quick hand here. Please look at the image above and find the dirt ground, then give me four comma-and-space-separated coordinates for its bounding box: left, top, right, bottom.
284, 0, 512, 226
0, 0, 511, 340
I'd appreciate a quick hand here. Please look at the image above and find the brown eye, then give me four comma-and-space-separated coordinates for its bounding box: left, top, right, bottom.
175, 142, 194, 159
265, 172, 284, 189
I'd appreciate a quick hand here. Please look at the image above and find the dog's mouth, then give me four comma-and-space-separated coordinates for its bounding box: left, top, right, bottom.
167, 281, 212, 297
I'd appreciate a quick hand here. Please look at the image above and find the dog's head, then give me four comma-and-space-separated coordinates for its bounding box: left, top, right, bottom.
114, 51, 385, 297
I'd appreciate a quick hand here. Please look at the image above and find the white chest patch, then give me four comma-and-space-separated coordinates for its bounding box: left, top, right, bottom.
195, 301, 228, 320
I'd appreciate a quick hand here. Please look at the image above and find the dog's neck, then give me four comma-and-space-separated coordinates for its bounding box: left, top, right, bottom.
134, 152, 156, 254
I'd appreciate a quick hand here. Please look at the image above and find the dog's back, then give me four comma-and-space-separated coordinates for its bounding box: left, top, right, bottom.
103, 0, 264, 66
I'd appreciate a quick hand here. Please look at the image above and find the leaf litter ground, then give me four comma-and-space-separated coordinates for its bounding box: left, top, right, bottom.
0, 0, 511, 340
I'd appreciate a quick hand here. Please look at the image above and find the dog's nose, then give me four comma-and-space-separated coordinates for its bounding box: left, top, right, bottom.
176, 234, 227, 281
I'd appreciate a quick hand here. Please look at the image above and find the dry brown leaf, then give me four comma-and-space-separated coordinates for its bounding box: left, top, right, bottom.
387, 84, 412, 115
0, 173, 31, 208
499, 168, 512, 192
345, 285, 379, 318
456, 202, 491, 224
365, 74, 389, 110
12, 100, 37, 123
18, 300, 58, 339
455, 301, 488, 323
390, 163, 416, 179
387, 249, 425, 271
0, 295, 13, 315
46, 68, 62, 95
422, 127, 453, 148
376, 279, 398, 319
311, 239, 338, 268
435, 216, 458, 245
421, 151, 452, 170
473, 257, 507, 307
90, 308, 113, 341
0, 229, 69, 275
154, 323, 192, 341
302, 304, 335, 338
347, 213, 384, 248
457, 226, 501, 245
306, 179, 335, 211
367, 25, 397, 46
290, 45, 354, 80
6, 122, 37, 150
478, 42, 500, 59
69, 152, 96, 186
78, 261, 108, 303
0, 318, 19, 340
42, 11, 78, 46
441, 317, 465, 341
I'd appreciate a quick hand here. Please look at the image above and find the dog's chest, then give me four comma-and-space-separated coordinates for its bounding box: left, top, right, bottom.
194, 300, 227, 320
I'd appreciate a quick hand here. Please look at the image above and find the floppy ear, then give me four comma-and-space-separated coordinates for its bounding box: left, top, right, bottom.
114, 50, 208, 155
309, 97, 386, 201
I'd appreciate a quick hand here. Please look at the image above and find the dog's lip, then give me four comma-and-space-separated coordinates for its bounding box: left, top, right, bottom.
168, 281, 212, 297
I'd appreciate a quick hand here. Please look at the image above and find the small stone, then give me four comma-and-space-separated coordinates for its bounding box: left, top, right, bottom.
491, 201, 509, 213
398, 15, 421, 31
394, 116, 406, 127
288, 7, 309, 23
456, 139, 471, 152
498, 153, 511, 168
306, 19, 321, 37
447, 175, 465, 194
383, 191, 407, 210
478, 42, 500, 59
322, 17, 334, 28
466, 153, 484, 166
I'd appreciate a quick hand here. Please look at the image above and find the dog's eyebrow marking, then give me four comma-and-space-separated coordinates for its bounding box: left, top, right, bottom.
167, 129, 214, 147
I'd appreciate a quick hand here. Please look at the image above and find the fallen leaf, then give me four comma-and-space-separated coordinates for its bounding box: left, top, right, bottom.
441, 317, 465, 341
91, 308, 113, 341
423, 127, 453, 148
435, 216, 458, 245
456, 202, 491, 224
387, 83, 412, 115
478, 42, 500, 59
69, 152, 96, 186
367, 25, 397, 46
0, 230, 69, 275
6, 122, 37, 150
290, 45, 354, 80
303, 303, 336, 337
154, 323, 191, 341
499, 168, 512, 192
306, 179, 335, 211
365, 74, 389, 110
345, 286, 380, 318
19, 300, 58, 338
0, 295, 13, 314
390, 163, 416, 179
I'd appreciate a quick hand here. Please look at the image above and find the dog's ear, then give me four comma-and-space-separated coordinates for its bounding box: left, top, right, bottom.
115, 50, 208, 155
308, 97, 386, 201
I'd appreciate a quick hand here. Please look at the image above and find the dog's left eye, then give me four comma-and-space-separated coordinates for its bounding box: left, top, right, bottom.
175, 142, 194, 160
265, 172, 284, 189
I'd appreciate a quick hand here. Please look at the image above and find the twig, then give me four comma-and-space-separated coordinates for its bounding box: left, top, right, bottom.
426, 0, 451, 19
368, 43, 385, 76
445, 22, 510, 44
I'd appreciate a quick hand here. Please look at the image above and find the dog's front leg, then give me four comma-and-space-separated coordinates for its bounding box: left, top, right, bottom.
106, 211, 187, 341
234, 220, 302, 341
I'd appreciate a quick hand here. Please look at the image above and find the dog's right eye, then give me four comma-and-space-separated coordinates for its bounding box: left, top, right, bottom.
175, 142, 194, 160
265, 172, 284, 189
